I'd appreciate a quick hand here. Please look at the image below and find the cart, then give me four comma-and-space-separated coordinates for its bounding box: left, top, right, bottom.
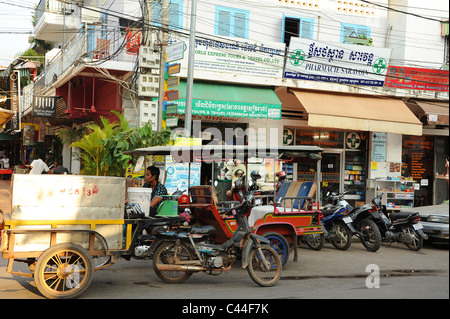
0, 174, 185, 299
126, 145, 324, 265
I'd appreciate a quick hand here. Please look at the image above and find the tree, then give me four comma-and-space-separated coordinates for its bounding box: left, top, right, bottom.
61, 111, 171, 176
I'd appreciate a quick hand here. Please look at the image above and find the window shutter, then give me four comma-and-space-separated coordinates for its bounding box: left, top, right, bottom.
234, 13, 247, 38
218, 10, 231, 36
169, 2, 181, 29
301, 20, 312, 39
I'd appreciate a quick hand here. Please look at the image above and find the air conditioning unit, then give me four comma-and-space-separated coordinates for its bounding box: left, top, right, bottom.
137, 74, 160, 97
139, 46, 160, 68
139, 100, 159, 130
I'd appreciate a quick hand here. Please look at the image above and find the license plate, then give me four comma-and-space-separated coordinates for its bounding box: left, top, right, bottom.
413, 223, 423, 230
343, 216, 353, 224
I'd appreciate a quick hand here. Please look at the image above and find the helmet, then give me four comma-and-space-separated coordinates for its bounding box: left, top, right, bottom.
178, 194, 190, 206
250, 170, 261, 180
234, 169, 244, 177
277, 171, 286, 182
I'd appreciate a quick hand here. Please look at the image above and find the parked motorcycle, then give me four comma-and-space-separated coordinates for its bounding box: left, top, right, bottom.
149, 189, 282, 287
371, 193, 427, 251
303, 192, 355, 251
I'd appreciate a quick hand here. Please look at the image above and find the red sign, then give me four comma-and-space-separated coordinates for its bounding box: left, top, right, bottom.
165, 90, 179, 101
384, 66, 449, 92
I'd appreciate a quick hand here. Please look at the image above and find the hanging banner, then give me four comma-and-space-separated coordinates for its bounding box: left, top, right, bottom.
285, 38, 392, 87
33, 96, 57, 118
6, 73, 19, 131
126, 27, 142, 55
23, 125, 35, 146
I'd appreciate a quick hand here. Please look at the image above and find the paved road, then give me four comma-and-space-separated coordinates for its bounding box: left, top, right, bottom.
1, 179, 448, 303
1, 240, 448, 300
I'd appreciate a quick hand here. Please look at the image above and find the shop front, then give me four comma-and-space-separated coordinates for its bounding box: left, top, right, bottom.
165, 79, 284, 195
282, 128, 368, 207
275, 87, 424, 206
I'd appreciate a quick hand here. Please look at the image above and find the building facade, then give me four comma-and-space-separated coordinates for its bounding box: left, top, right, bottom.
4, 0, 448, 205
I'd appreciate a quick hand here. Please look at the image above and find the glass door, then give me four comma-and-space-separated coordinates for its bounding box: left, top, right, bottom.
320, 152, 344, 203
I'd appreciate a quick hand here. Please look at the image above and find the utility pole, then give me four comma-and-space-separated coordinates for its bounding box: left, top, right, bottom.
145, 0, 153, 46
184, 0, 197, 137
158, 0, 170, 132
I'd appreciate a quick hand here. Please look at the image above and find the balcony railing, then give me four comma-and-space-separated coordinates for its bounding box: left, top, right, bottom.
35, 0, 76, 26
42, 24, 138, 87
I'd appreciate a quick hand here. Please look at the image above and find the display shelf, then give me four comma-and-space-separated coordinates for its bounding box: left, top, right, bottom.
373, 179, 415, 210
282, 163, 294, 182
344, 153, 366, 201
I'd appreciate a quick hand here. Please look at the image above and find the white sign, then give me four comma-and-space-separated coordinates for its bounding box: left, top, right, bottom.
170, 36, 285, 80
167, 41, 185, 63
285, 38, 392, 87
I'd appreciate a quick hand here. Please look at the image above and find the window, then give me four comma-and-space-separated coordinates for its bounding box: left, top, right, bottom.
215, 6, 249, 39
341, 23, 370, 43
153, 0, 183, 30
282, 16, 314, 47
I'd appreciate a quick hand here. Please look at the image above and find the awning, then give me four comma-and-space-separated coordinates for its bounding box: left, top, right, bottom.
289, 90, 423, 136
413, 101, 449, 126
171, 81, 282, 120
0, 107, 15, 127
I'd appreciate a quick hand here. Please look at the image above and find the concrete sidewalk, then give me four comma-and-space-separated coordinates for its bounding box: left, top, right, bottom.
0, 180, 11, 213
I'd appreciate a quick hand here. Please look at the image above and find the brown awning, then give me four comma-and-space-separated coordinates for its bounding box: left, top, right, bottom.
0, 107, 15, 127
289, 90, 423, 136
414, 101, 449, 126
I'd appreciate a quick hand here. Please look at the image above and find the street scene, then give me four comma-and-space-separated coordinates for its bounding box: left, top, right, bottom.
0, 0, 449, 302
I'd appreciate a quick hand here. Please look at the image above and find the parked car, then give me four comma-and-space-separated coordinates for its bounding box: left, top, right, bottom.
400, 203, 449, 242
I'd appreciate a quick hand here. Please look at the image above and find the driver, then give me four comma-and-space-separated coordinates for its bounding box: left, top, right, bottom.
143, 165, 168, 216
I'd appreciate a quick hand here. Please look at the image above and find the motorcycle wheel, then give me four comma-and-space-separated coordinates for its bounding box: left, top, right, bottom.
404, 225, 423, 251
358, 219, 382, 252
152, 241, 195, 283
247, 245, 282, 287
303, 233, 325, 251
330, 221, 352, 251
261, 232, 290, 266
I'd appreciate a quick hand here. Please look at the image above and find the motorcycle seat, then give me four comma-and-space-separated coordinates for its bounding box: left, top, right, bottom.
146, 216, 186, 226
321, 209, 337, 217
389, 212, 419, 221
190, 225, 215, 235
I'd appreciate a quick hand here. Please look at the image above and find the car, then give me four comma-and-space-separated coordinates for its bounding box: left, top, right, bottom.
401, 203, 449, 242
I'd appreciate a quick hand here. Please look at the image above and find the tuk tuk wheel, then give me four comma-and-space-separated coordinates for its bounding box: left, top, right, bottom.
261, 232, 289, 266
34, 243, 94, 299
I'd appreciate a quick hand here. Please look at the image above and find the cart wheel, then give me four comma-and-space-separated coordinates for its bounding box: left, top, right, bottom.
34, 243, 94, 299
261, 232, 289, 266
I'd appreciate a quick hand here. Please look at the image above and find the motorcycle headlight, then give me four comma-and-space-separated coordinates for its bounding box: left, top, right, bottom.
427, 215, 449, 224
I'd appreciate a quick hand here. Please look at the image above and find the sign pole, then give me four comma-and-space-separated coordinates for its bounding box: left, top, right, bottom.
185, 0, 198, 138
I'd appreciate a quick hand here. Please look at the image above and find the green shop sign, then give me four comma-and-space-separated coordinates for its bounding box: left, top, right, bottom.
173, 81, 282, 120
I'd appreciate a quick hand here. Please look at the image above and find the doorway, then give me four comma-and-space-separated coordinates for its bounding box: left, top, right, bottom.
320, 151, 344, 203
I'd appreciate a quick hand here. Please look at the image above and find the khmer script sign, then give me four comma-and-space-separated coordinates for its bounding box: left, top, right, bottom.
285, 38, 392, 87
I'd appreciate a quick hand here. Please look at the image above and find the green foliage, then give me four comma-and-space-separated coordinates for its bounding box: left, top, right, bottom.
68, 111, 172, 176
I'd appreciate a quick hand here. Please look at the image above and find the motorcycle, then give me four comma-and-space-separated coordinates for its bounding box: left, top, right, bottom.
122, 203, 187, 260
315, 192, 359, 250
346, 196, 383, 252
149, 189, 282, 287
371, 193, 427, 251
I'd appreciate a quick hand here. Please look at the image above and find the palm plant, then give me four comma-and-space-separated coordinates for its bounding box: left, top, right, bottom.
68, 111, 172, 176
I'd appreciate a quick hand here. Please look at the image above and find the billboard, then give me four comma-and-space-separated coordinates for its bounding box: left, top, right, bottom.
384, 66, 449, 92
285, 38, 392, 87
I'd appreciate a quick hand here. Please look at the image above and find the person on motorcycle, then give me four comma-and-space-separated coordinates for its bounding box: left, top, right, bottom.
276, 171, 286, 192
143, 165, 168, 216
249, 170, 261, 191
